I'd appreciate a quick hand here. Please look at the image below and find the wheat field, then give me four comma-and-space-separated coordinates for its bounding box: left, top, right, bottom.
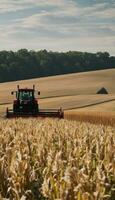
0, 118, 114, 200
64, 111, 115, 127
0, 69, 115, 199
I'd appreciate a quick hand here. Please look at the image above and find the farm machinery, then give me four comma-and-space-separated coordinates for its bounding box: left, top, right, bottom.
6, 85, 63, 118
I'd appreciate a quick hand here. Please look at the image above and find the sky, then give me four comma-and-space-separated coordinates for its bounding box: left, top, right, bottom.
0, 0, 115, 55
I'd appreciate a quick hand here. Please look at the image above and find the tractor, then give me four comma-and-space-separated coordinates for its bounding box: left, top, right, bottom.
6, 85, 63, 118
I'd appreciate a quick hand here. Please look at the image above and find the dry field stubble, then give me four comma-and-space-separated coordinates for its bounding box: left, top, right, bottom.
0, 69, 115, 117
0, 95, 114, 113
71, 99, 115, 112
0, 118, 114, 200
0, 68, 115, 104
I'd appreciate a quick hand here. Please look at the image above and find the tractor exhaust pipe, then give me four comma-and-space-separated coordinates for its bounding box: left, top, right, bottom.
33, 85, 35, 90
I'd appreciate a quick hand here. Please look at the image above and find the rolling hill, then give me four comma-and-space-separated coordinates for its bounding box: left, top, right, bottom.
0, 68, 115, 115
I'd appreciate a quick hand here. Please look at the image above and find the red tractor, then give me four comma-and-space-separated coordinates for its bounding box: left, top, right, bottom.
6, 85, 63, 118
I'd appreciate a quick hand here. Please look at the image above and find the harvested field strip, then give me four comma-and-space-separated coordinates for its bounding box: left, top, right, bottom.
1, 95, 115, 110
38, 95, 115, 110
68, 98, 115, 110
64, 111, 115, 126
76, 100, 115, 112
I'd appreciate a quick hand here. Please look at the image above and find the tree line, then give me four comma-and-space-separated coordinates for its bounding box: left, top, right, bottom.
0, 49, 114, 82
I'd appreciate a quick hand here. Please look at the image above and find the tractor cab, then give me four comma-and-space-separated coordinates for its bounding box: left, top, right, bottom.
17, 89, 34, 101
11, 85, 40, 114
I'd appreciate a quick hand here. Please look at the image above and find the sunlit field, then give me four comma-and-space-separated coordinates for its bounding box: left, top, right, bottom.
0, 69, 115, 110
65, 111, 115, 127
0, 118, 114, 200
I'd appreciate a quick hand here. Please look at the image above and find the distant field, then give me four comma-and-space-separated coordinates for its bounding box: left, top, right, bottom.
0, 68, 115, 101
0, 69, 115, 117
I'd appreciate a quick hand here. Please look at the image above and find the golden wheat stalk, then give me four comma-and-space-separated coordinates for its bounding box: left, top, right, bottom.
0, 118, 114, 200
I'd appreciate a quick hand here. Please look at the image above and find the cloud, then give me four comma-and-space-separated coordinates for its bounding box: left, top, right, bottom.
16, 1, 115, 37
0, 0, 28, 13
0, 0, 69, 13
0, 0, 114, 55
